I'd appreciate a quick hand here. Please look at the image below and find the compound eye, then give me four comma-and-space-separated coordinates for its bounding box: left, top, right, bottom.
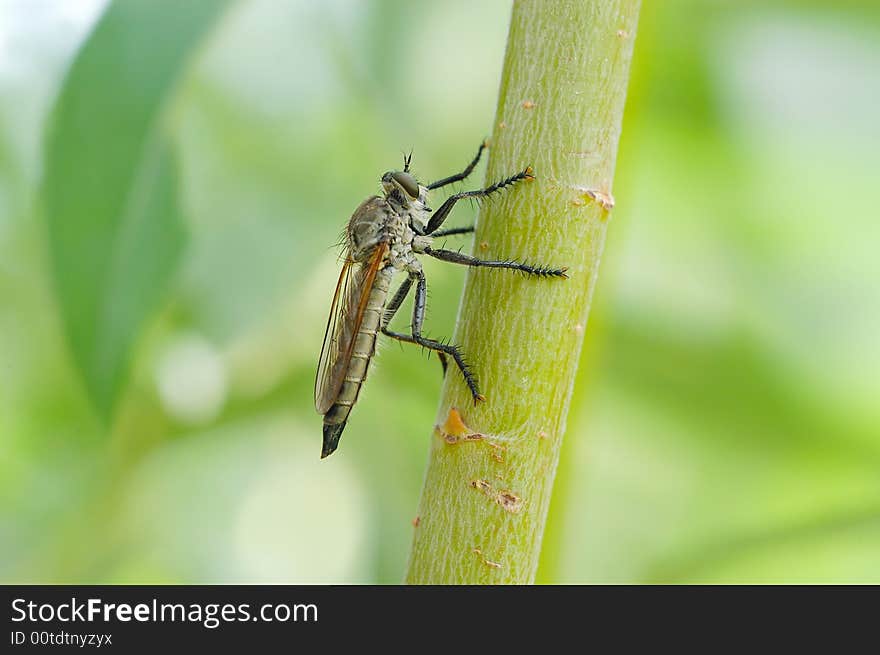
391, 171, 420, 198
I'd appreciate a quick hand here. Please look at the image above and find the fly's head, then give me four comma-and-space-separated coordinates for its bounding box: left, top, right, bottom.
381, 170, 430, 234
381, 170, 421, 203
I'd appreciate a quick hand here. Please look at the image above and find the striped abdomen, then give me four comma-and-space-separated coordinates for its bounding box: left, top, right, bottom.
321, 266, 393, 453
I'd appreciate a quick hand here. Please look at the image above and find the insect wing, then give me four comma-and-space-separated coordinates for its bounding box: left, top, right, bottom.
314, 244, 387, 414
315, 257, 352, 414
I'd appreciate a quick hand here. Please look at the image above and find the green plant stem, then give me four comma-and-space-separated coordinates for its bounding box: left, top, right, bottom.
405, 0, 640, 584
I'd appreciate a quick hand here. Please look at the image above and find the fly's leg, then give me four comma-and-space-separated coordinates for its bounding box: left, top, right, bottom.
381, 276, 413, 329
425, 167, 533, 235
424, 247, 568, 278
384, 326, 466, 388
427, 140, 487, 191
382, 272, 451, 380
381, 270, 483, 403
430, 226, 474, 238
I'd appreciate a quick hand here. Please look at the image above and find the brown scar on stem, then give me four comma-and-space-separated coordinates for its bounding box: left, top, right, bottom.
588, 189, 615, 211
573, 323, 584, 334
522, 99, 536, 109
572, 185, 615, 211
439, 408, 508, 462
470, 478, 493, 495
412, 516, 421, 528
499, 121, 507, 129
437, 407, 485, 444
488, 442, 506, 463
472, 547, 503, 570
617, 29, 629, 39
497, 491, 523, 514
479, 241, 489, 251
470, 479, 523, 513
538, 430, 548, 440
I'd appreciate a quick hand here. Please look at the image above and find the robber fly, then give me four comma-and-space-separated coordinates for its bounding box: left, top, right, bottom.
315, 141, 567, 458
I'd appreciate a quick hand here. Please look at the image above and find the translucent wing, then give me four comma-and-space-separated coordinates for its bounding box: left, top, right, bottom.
314, 243, 388, 414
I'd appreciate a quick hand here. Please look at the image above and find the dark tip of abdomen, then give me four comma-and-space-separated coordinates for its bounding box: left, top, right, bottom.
321, 421, 347, 459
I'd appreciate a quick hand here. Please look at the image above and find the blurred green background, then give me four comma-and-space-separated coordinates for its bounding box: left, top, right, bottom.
1, 0, 878, 583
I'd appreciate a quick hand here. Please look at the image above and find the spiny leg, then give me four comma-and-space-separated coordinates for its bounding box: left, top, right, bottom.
424, 247, 568, 278
381, 272, 449, 378
382, 329, 480, 402
425, 167, 533, 235
409, 269, 457, 383
381, 270, 483, 403
430, 225, 474, 238
427, 140, 487, 191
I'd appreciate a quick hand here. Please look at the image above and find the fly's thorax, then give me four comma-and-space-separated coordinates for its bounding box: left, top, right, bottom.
411, 234, 432, 253
350, 172, 429, 270
348, 196, 393, 261
389, 241, 415, 271
383, 209, 411, 270
387, 224, 425, 274
406, 188, 432, 234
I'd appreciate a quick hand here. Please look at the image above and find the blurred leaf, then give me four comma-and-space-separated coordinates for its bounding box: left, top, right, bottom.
44, 0, 233, 418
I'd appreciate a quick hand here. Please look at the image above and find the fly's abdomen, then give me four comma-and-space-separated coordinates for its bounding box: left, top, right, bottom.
323, 267, 393, 430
